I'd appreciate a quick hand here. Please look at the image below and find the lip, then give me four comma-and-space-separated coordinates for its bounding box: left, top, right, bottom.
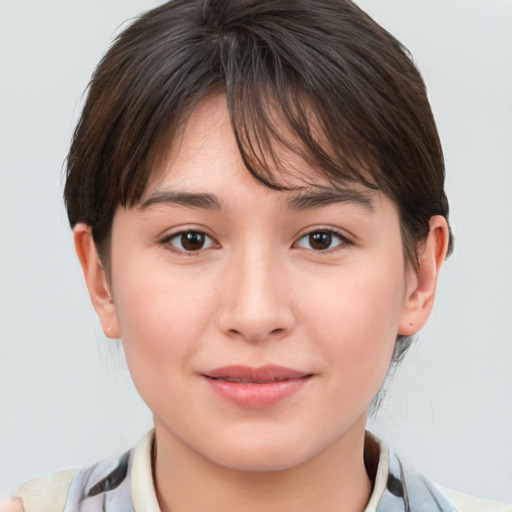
201, 365, 313, 408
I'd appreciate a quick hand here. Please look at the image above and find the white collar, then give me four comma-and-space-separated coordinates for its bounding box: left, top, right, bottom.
130, 429, 392, 512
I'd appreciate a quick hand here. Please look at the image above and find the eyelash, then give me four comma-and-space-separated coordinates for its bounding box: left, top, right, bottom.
161, 228, 350, 255
161, 230, 217, 255
294, 229, 349, 252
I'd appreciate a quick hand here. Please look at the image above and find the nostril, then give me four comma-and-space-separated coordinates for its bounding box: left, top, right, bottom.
223, 325, 290, 343
218, 290, 296, 342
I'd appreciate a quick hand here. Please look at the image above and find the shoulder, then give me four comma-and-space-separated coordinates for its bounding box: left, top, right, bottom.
10, 431, 156, 512
12, 469, 77, 512
442, 488, 512, 512
365, 432, 511, 512
11, 450, 132, 512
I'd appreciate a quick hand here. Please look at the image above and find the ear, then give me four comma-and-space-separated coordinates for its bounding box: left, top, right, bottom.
398, 215, 450, 335
74, 224, 120, 339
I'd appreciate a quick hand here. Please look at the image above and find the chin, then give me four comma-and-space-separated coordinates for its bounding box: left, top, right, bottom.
212, 447, 308, 473
199, 431, 328, 473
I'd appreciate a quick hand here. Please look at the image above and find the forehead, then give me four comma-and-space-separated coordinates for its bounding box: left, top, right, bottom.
143, 94, 378, 205
133, 95, 391, 230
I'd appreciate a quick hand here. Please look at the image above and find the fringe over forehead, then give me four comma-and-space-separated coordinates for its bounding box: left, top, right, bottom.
64, 0, 453, 263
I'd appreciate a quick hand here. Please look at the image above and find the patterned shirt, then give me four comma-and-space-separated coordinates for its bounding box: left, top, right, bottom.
14, 431, 511, 512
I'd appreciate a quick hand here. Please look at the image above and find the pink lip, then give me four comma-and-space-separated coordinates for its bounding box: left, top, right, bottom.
201, 365, 312, 408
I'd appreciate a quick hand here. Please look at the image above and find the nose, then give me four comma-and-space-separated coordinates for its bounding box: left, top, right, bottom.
217, 247, 296, 343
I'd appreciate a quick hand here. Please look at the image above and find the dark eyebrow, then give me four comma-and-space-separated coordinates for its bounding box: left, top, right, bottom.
286, 188, 375, 212
139, 191, 223, 210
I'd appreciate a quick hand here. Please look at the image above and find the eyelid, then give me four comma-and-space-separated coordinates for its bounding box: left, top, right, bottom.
293, 227, 352, 252
160, 228, 219, 254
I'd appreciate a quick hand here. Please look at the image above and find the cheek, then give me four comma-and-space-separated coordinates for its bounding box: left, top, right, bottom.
110, 268, 218, 420
111, 263, 217, 378
299, 262, 406, 388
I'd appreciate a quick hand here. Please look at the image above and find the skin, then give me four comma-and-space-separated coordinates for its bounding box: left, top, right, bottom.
0, 500, 23, 512
75, 95, 449, 512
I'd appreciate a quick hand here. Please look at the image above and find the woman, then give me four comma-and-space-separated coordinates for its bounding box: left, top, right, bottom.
5, 0, 511, 510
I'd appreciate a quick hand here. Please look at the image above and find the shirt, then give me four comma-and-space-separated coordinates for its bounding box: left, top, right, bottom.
13, 430, 511, 512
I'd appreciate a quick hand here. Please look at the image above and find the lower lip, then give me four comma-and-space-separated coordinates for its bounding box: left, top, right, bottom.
204, 377, 311, 408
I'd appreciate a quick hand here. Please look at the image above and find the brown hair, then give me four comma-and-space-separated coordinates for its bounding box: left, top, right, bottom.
64, 0, 453, 360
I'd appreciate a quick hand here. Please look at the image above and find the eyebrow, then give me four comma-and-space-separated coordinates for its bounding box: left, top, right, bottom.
286, 188, 375, 212
139, 186, 374, 213
139, 191, 223, 211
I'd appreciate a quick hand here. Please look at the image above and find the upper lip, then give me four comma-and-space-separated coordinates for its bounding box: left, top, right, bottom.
202, 365, 312, 383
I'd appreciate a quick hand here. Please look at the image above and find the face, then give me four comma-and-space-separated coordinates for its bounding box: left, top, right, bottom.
103, 96, 417, 472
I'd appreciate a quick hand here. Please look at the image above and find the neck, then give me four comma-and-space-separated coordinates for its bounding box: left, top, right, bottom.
153, 417, 372, 512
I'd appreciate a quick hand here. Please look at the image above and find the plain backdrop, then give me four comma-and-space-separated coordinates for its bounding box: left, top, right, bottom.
1, 0, 511, 502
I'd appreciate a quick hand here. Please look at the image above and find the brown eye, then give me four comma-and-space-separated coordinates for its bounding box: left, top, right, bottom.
181, 232, 205, 250
309, 232, 333, 250
296, 230, 345, 251
167, 230, 215, 252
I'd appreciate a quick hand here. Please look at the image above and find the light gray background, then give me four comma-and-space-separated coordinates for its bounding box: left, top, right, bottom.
1, 0, 511, 502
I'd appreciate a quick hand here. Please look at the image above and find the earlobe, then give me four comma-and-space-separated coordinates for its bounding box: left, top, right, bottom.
74, 224, 120, 339
398, 216, 450, 336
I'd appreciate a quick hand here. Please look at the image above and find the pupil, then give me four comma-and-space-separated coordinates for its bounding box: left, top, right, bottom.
182, 232, 204, 251
310, 232, 332, 250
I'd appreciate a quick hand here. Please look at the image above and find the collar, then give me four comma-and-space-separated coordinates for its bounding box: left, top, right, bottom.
132, 430, 456, 512
65, 429, 456, 511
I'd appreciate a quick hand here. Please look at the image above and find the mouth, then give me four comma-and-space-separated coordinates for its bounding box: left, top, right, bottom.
201, 365, 313, 408
202, 364, 312, 382
209, 376, 299, 383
